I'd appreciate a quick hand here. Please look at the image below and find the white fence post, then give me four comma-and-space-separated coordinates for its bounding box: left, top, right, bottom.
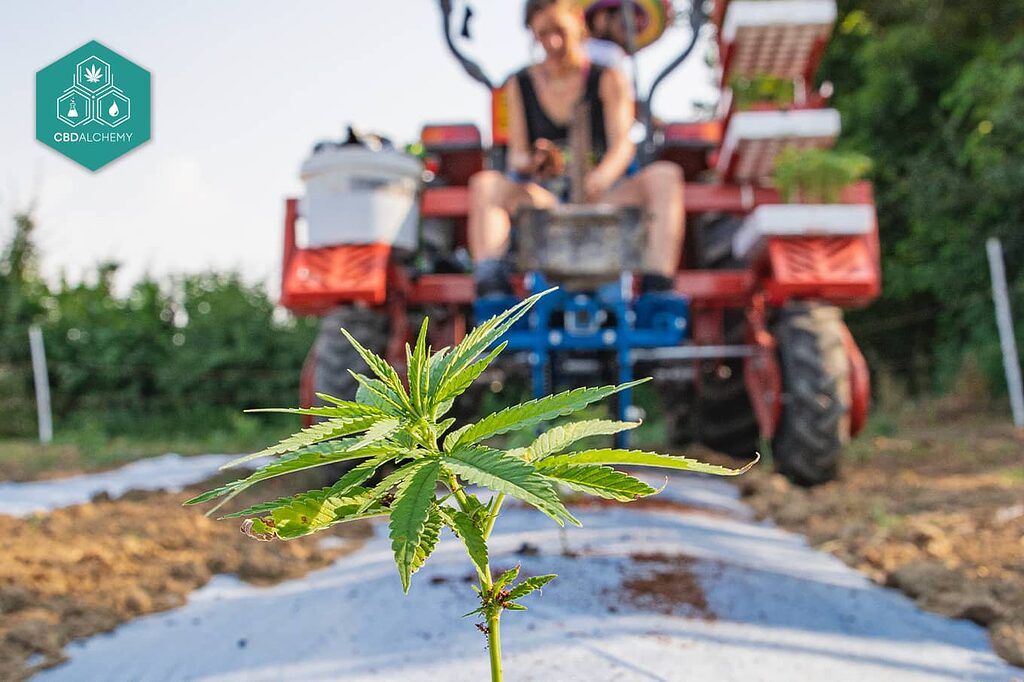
28, 325, 53, 444
986, 238, 1024, 429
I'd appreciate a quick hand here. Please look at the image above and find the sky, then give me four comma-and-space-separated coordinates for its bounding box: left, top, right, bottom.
0, 0, 717, 294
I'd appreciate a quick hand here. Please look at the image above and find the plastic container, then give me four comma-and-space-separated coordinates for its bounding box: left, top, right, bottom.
299, 145, 422, 250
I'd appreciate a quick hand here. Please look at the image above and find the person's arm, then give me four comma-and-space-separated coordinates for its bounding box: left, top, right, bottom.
586, 67, 636, 199
505, 75, 534, 175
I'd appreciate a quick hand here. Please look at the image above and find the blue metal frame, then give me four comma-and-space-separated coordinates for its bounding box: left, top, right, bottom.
474, 273, 690, 447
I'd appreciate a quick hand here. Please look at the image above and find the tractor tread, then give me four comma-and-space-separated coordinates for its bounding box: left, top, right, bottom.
770, 302, 851, 486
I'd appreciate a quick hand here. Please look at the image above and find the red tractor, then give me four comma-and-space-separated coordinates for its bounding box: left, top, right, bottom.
279, 0, 878, 485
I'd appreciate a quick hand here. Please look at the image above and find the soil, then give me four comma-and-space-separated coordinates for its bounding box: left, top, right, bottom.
619, 552, 714, 620
0, 473, 372, 681
731, 412, 1024, 668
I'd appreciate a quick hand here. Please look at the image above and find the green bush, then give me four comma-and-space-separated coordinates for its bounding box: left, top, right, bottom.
0, 212, 317, 440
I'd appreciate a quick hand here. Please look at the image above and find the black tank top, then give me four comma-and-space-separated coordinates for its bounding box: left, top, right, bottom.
515, 63, 608, 159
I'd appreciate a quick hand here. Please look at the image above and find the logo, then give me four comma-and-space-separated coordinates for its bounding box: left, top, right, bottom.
36, 41, 151, 170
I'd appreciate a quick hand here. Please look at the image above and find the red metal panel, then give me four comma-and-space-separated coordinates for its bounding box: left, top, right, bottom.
674, 270, 755, 306
841, 323, 870, 438
763, 236, 880, 306
420, 181, 876, 218
280, 244, 391, 315
421, 186, 470, 218
744, 296, 782, 438
408, 274, 475, 305
421, 123, 481, 147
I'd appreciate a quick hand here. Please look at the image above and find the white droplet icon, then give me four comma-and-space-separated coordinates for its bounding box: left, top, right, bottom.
108, 101, 119, 117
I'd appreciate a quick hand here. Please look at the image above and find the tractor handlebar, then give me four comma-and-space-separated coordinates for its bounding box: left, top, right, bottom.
638, 0, 708, 163
438, 0, 494, 90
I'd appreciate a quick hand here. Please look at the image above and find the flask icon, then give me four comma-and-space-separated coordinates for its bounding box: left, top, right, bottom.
68, 98, 79, 118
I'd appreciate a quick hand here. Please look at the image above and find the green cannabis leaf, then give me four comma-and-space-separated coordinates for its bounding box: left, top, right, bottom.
185, 288, 756, 681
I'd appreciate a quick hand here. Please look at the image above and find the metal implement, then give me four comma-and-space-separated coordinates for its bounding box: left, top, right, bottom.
475, 273, 689, 446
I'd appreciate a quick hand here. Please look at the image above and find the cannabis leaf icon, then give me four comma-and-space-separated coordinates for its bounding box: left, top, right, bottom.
84, 64, 103, 83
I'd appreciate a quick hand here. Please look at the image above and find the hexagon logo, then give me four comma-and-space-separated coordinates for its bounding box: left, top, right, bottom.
36, 41, 151, 171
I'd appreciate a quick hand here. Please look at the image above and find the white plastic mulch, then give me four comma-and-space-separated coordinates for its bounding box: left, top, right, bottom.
0, 454, 243, 517
31, 471, 1020, 682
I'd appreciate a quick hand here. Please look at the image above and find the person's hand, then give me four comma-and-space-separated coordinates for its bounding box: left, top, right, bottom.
531, 139, 565, 179
584, 166, 616, 200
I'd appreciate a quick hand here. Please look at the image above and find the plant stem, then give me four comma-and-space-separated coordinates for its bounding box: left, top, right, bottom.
486, 609, 503, 682
483, 493, 505, 539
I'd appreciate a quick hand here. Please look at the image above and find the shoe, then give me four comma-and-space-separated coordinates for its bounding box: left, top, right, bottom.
474, 258, 513, 298
640, 272, 675, 294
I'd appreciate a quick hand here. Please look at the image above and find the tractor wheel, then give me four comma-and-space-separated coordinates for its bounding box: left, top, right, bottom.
695, 358, 761, 459
771, 303, 851, 486
660, 380, 696, 447
314, 305, 390, 405
310, 305, 389, 484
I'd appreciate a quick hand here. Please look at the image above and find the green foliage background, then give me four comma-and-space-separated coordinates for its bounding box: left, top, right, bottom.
0, 213, 317, 439
822, 1, 1024, 391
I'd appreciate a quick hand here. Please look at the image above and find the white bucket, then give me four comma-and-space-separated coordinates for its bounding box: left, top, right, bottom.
299, 145, 422, 250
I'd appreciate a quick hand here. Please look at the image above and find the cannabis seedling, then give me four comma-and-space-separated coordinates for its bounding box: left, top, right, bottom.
186, 290, 754, 681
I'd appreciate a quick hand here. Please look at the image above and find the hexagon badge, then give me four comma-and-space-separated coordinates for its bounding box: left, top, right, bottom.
36, 41, 150, 170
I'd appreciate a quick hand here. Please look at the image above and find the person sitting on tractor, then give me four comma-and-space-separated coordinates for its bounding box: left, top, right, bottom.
468, 0, 684, 297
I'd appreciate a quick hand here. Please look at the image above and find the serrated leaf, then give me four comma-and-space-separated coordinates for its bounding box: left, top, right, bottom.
271, 492, 388, 539
245, 402, 384, 419
495, 565, 520, 590
504, 603, 527, 611
390, 459, 442, 591
443, 446, 578, 526
221, 453, 390, 519
225, 483, 370, 520
345, 417, 401, 451
351, 372, 408, 415
435, 341, 507, 405
411, 504, 443, 575
407, 318, 430, 414
362, 458, 432, 511
434, 289, 553, 402
443, 424, 472, 452
507, 574, 556, 601
451, 380, 648, 450
340, 327, 412, 410
537, 449, 760, 476
186, 440, 395, 508
528, 419, 640, 460
540, 463, 657, 501
221, 414, 383, 469
438, 507, 488, 578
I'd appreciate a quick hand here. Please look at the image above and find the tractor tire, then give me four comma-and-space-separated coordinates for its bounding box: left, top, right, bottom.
695, 358, 761, 459
314, 306, 389, 406
771, 303, 851, 486
311, 305, 389, 485
660, 379, 696, 447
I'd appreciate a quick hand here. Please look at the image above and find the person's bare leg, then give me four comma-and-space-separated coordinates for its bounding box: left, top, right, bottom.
468, 170, 513, 262
467, 171, 557, 262
638, 161, 685, 276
